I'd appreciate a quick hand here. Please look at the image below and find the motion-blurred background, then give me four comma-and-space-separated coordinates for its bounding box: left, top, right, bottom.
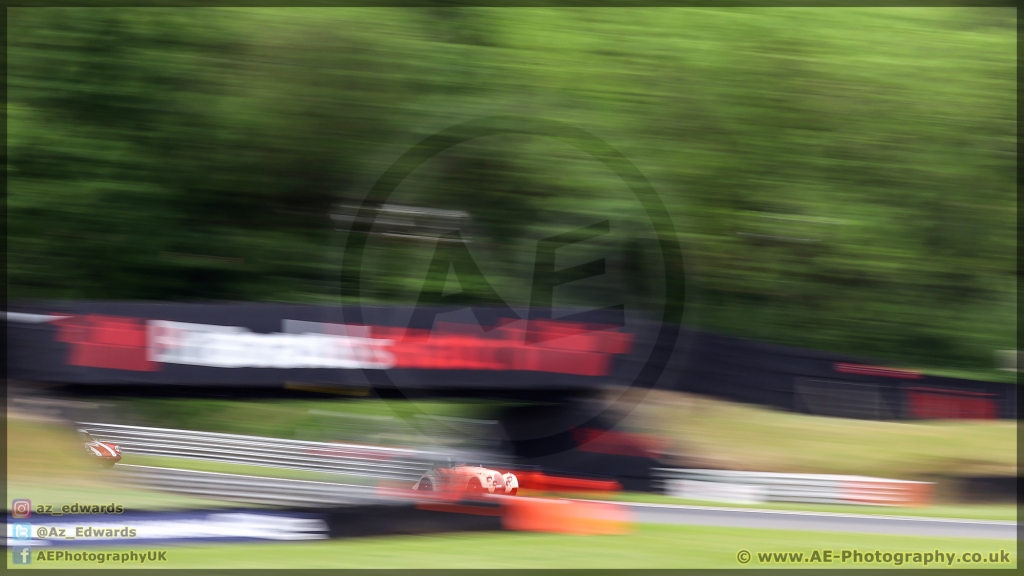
6, 7, 1017, 569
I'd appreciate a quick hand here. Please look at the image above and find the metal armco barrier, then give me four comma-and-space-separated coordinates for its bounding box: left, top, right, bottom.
80, 422, 449, 482
112, 465, 396, 508
657, 469, 934, 507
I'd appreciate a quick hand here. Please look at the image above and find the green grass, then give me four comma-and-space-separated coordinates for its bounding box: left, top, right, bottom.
112, 393, 1018, 484
7, 412, 1016, 569
6, 524, 1016, 569
623, 390, 1017, 480
7, 417, 239, 511
5, 480, 245, 512
10, 389, 1016, 518
109, 397, 494, 444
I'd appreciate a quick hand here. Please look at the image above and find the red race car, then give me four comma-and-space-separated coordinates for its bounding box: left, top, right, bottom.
414, 462, 518, 496
78, 429, 121, 468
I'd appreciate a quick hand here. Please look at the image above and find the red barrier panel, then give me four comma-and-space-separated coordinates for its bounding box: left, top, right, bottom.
906, 387, 998, 420
512, 471, 622, 493
55, 315, 156, 372
841, 479, 934, 507
501, 497, 632, 534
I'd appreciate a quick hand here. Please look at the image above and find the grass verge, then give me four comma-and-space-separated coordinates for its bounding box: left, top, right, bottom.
623, 390, 1016, 480
6, 524, 1016, 569
7, 416, 239, 511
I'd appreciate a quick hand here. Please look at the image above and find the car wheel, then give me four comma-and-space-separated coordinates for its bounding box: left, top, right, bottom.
508, 488, 517, 496
101, 460, 116, 469
467, 478, 483, 493
417, 478, 433, 491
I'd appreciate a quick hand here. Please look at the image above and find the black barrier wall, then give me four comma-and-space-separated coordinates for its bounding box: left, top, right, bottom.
6, 301, 1015, 420
6, 301, 663, 390
673, 328, 1017, 421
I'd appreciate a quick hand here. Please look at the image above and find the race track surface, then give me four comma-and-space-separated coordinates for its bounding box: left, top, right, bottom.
614, 501, 1017, 540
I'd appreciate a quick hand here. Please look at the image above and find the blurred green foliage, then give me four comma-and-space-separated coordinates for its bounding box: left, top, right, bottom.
7, 8, 1016, 379
121, 397, 482, 442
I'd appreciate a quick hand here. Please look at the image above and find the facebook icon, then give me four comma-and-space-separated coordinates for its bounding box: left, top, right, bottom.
13, 546, 32, 565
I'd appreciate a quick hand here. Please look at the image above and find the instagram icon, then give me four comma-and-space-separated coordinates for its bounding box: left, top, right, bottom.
12, 499, 32, 518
